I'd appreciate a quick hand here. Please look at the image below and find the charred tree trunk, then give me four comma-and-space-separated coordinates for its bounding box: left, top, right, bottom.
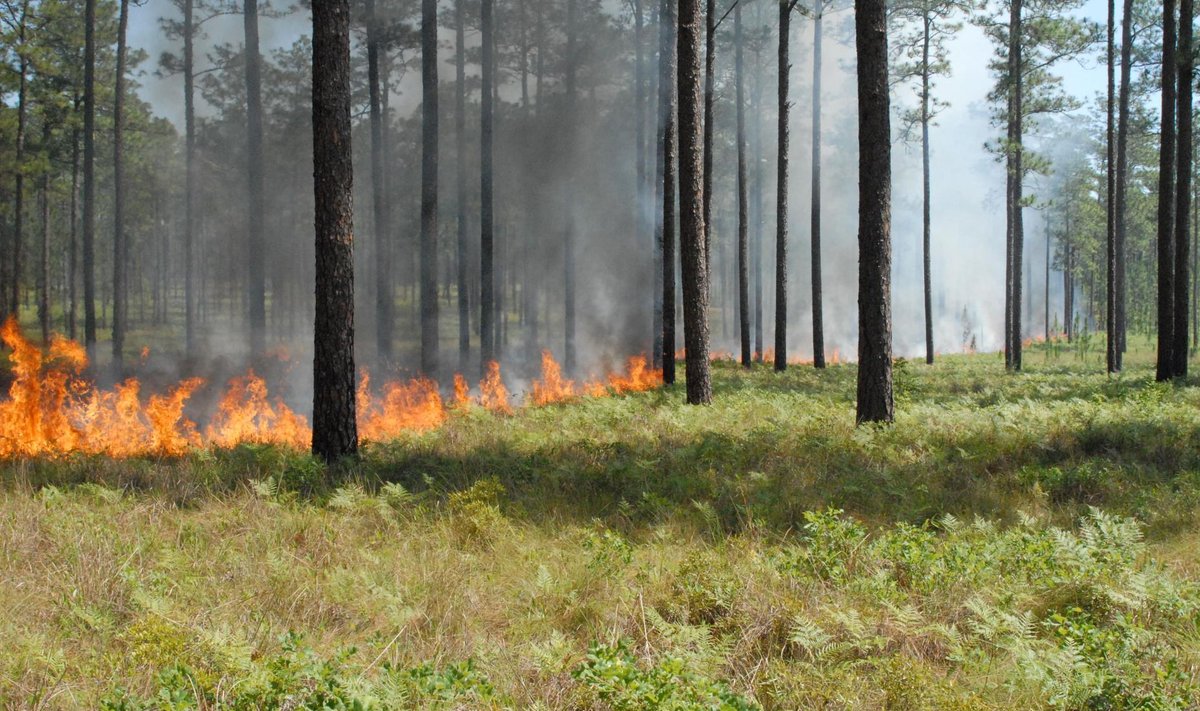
1157, 0, 1177, 382
311, 0, 358, 462
83, 0, 98, 356
367, 0, 394, 361
656, 0, 678, 382
113, 0, 130, 364
1174, 0, 1193, 377
774, 0, 791, 371
456, 0, 470, 368
480, 0, 496, 369
736, 4, 751, 368
810, 11, 825, 368
245, 0, 267, 354
421, 0, 440, 374
678, 0, 712, 404
855, 0, 892, 423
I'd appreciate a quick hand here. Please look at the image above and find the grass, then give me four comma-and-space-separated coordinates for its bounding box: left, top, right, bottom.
4, 341, 1200, 708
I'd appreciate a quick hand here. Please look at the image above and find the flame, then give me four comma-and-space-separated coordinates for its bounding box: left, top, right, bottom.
530, 350, 578, 406
453, 373, 470, 409
0, 319, 663, 458
478, 361, 513, 414
357, 371, 446, 440
204, 370, 311, 450
605, 355, 661, 393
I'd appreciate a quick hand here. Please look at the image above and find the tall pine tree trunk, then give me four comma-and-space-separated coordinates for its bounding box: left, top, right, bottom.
656, 0, 678, 382
311, 0, 358, 462
69, 125, 79, 339
1105, 0, 1117, 373
702, 0, 715, 279
9, 0, 29, 319
736, 4, 750, 367
245, 0, 266, 354
921, 12, 933, 364
774, 0, 791, 371
677, 0, 712, 404
1174, 0, 1193, 377
456, 0, 470, 368
184, 0, 196, 352
113, 0, 130, 364
564, 0, 578, 373
83, 0, 98, 357
421, 0, 440, 374
1157, 0, 1177, 382
480, 0, 496, 370
367, 0, 394, 361
1113, 0, 1133, 369
810, 11, 825, 368
753, 41, 764, 361
38, 121, 51, 344
1006, 0, 1024, 372
855, 0, 892, 423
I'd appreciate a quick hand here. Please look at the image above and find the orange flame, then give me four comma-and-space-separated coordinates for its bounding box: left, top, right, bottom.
204, 370, 311, 450
452, 373, 471, 409
357, 371, 446, 440
478, 361, 513, 414
0, 319, 663, 458
530, 350, 578, 406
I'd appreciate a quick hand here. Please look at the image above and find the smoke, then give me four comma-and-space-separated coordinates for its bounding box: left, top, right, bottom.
118, 0, 1106, 391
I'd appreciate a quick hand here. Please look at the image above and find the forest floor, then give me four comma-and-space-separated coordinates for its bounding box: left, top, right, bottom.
4, 340, 1200, 709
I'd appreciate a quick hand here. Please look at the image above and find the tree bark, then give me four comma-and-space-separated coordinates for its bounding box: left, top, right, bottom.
9, 0, 29, 319
83, 0, 98, 357
184, 0, 196, 353
1157, 0, 1177, 382
113, 0, 130, 364
564, 0, 578, 373
753, 38, 764, 361
456, 0, 470, 368
69, 125, 79, 339
1174, 0, 1193, 377
855, 0, 892, 423
656, 0, 678, 382
38, 120, 50, 344
367, 0, 394, 361
480, 0, 496, 370
736, 4, 750, 368
1006, 0, 1024, 372
921, 11, 933, 364
1105, 0, 1116, 372
678, 0, 712, 404
245, 0, 266, 354
702, 0, 715, 280
774, 0, 790, 371
810, 11, 825, 368
1113, 0, 1132, 369
421, 0, 440, 374
311, 0, 358, 461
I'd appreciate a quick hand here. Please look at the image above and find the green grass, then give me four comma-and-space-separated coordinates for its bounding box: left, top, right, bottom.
4, 342, 1200, 709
